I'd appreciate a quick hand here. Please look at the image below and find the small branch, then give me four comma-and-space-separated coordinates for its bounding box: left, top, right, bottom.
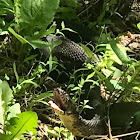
107, 118, 112, 140
112, 131, 140, 139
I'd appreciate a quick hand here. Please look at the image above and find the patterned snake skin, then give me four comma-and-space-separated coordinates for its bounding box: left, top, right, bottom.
48, 88, 107, 139
42, 35, 89, 68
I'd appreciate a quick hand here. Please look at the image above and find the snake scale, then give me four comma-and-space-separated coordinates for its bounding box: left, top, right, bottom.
48, 88, 107, 139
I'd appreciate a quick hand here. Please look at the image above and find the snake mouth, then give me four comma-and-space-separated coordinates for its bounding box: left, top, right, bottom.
48, 100, 64, 115
48, 88, 67, 115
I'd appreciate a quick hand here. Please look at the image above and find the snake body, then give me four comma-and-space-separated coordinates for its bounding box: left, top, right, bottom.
48, 88, 107, 139
42, 35, 89, 68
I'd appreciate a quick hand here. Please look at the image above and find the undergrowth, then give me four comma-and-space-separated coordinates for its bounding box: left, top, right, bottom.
0, 0, 140, 139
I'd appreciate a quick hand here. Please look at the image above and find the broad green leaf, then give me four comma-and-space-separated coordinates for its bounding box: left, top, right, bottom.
7, 103, 21, 121
19, 0, 60, 36
8, 27, 28, 44
6, 111, 38, 140
105, 43, 122, 65
137, 22, 140, 30
110, 40, 131, 64
0, 133, 11, 140
102, 68, 112, 78
0, 80, 13, 125
25, 37, 49, 49
112, 67, 122, 78
110, 79, 122, 90
8, 27, 49, 49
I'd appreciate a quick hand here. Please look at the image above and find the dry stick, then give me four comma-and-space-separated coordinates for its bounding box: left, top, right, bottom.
94, 131, 140, 140
107, 118, 112, 140
38, 125, 49, 139
112, 131, 140, 139
135, 132, 140, 140
77, 4, 92, 17
106, 95, 113, 140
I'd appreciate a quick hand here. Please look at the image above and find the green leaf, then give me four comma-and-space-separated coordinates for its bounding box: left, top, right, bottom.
137, 22, 140, 30
110, 79, 122, 90
19, 0, 60, 36
61, 21, 65, 29
14, 0, 21, 24
92, 68, 114, 92
38, 100, 49, 105
45, 128, 60, 137
0, 80, 13, 125
8, 27, 28, 44
24, 54, 38, 63
81, 44, 98, 61
86, 72, 95, 80
0, 133, 11, 140
0, 0, 14, 15
13, 62, 19, 83
83, 100, 89, 105
6, 111, 38, 140
40, 22, 56, 37
110, 40, 131, 64
25, 37, 49, 49
36, 92, 53, 100
7, 103, 21, 121
84, 105, 93, 109
20, 79, 39, 88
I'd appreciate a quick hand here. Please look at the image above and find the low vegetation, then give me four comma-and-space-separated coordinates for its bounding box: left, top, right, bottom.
0, 0, 140, 139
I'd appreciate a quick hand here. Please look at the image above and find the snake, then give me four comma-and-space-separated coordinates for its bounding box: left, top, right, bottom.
48, 88, 107, 139
46, 34, 140, 139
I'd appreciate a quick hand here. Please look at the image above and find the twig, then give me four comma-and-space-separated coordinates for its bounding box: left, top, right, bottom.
107, 118, 112, 140
112, 131, 140, 139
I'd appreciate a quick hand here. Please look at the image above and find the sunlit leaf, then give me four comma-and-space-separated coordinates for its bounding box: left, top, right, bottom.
8, 27, 28, 44
36, 92, 53, 100
5, 111, 38, 139
25, 37, 49, 49
19, 0, 60, 37
0, 80, 13, 125
7, 103, 21, 120
110, 40, 131, 64
137, 22, 140, 30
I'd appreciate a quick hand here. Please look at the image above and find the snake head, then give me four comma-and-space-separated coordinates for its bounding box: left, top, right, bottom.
48, 88, 78, 116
